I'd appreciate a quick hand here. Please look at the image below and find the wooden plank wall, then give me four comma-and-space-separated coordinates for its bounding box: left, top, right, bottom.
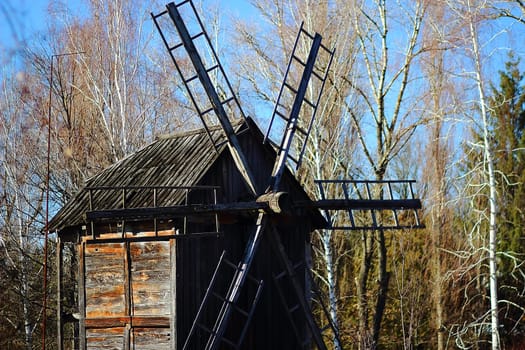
82, 239, 173, 349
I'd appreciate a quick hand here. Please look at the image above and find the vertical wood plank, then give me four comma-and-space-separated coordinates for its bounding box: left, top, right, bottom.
170, 239, 177, 350
56, 238, 63, 350
124, 241, 131, 349
79, 242, 86, 350
124, 323, 131, 350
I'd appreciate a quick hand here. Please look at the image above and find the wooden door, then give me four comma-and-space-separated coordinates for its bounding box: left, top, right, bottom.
80, 240, 175, 349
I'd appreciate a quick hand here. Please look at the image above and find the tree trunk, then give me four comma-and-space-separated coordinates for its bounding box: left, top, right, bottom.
357, 230, 374, 349
321, 231, 342, 350
468, 6, 500, 348
373, 228, 390, 345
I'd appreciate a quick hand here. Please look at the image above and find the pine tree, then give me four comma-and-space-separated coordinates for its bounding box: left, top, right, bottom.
488, 53, 525, 345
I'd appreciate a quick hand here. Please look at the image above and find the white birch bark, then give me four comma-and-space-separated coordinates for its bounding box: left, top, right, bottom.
467, 8, 500, 349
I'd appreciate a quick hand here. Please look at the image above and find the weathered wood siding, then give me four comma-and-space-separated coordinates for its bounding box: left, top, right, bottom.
85, 243, 126, 318
86, 327, 125, 349
131, 242, 171, 316
82, 239, 173, 349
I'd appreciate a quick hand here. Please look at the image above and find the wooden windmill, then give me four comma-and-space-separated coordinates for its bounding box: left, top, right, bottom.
51, 1, 422, 349
147, 1, 422, 349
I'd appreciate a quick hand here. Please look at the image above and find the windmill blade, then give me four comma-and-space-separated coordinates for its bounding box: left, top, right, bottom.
267, 224, 330, 350
152, 1, 258, 196
314, 179, 424, 230
202, 211, 268, 349
153, 4, 334, 348
266, 23, 335, 191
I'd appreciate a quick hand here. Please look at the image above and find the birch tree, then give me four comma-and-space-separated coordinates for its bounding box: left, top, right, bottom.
44, 0, 188, 170
346, 1, 429, 347
444, 1, 501, 348
0, 60, 47, 350
468, 2, 499, 349
491, 0, 525, 25
232, 1, 362, 348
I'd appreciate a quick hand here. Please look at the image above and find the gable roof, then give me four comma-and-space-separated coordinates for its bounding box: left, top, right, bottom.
49, 117, 325, 234
49, 120, 240, 233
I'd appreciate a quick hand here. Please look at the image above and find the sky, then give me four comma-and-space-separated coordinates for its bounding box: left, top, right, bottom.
0, 0, 256, 57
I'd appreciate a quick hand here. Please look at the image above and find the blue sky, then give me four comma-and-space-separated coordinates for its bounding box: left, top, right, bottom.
0, 0, 256, 56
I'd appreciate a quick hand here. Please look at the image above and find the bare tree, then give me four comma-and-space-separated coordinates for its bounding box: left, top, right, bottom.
443, 0, 502, 348
0, 60, 47, 350
345, 1, 429, 347
419, 1, 462, 347
490, 0, 525, 25
233, 1, 362, 348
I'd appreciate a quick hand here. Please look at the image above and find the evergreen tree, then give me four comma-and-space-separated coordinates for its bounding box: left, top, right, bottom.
488, 53, 525, 344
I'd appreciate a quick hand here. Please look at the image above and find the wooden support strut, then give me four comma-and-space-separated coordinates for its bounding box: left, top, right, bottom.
84, 197, 421, 223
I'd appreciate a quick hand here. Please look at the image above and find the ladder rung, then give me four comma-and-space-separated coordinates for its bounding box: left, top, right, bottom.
184, 74, 199, 84
151, 10, 168, 19
320, 42, 332, 54
175, 0, 191, 8
288, 304, 299, 314
234, 305, 249, 318
274, 270, 286, 280
212, 291, 231, 304
223, 257, 240, 270
197, 322, 214, 335
191, 31, 205, 41
292, 261, 303, 271
296, 125, 308, 136
274, 109, 288, 121
311, 69, 324, 81
201, 96, 234, 117
246, 273, 261, 285
201, 105, 215, 116
284, 82, 298, 95
277, 101, 289, 109
221, 96, 234, 105
212, 290, 250, 318
300, 27, 315, 40
205, 64, 219, 73
220, 336, 237, 347
168, 41, 184, 51
287, 152, 299, 164
303, 97, 316, 109
292, 54, 306, 67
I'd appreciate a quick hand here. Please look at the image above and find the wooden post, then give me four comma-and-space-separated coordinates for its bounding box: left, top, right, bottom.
124, 242, 131, 349
78, 242, 86, 350
170, 239, 177, 349
56, 237, 63, 350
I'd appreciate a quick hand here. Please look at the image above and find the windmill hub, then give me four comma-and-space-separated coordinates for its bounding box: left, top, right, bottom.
256, 191, 290, 214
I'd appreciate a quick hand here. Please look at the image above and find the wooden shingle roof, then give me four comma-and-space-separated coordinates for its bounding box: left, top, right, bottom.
49, 121, 241, 233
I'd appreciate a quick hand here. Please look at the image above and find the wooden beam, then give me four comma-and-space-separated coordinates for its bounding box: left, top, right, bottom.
295, 199, 422, 211
84, 198, 420, 225
82, 233, 220, 244
85, 201, 269, 222
84, 316, 170, 328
